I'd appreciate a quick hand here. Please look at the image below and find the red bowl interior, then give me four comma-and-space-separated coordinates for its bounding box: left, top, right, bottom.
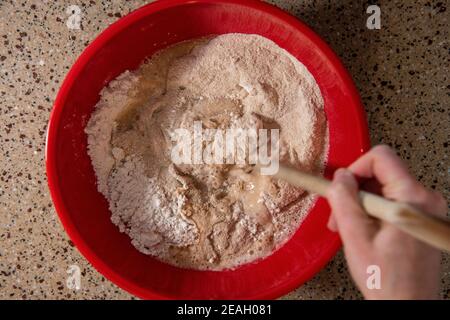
46, 0, 370, 299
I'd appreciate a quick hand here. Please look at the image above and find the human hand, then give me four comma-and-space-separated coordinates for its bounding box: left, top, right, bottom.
326, 145, 447, 299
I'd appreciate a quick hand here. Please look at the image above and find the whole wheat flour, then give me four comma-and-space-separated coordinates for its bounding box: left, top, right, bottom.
85, 34, 328, 270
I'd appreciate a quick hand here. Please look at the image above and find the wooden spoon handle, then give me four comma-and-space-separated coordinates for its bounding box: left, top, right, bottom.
273, 165, 450, 252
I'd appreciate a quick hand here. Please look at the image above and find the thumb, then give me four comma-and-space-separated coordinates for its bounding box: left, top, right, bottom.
327, 168, 377, 247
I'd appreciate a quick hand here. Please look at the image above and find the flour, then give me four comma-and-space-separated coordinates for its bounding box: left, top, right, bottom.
85, 34, 328, 270
85, 71, 139, 195
108, 156, 198, 252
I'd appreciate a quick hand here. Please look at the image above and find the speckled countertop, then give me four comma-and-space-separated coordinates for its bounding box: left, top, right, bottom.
0, 0, 448, 299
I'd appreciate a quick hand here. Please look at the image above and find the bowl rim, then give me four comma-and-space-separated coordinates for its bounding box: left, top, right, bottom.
46, 0, 370, 299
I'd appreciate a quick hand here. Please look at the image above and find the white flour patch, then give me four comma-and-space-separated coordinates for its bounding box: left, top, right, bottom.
85, 34, 328, 270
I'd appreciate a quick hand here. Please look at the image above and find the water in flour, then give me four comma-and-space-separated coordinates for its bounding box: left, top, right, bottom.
85, 34, 328, 270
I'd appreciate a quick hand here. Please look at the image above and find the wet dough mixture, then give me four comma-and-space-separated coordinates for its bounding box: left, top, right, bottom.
86, 34, 328, 270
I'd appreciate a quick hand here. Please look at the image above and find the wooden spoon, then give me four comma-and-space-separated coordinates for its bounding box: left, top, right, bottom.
270, 164, 450, 252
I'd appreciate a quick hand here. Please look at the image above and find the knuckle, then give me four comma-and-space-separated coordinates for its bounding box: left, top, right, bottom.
385, 179, 422, 203
410, 182, 430, 201
431, 191, 448, 214
403, 179, 422, 193
373, 144, 394, 156
401, 182, 448, 215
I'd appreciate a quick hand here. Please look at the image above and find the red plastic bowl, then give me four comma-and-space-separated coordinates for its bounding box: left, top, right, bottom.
46, 0, 369, 299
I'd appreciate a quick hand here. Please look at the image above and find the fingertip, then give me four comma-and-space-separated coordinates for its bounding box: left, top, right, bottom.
334, 168, 355, 182
326, 171, 376, 246
328, 168, 358, 198
327, 181, 346, 201
333, 168, 349, 179
372, 144, 395, 156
